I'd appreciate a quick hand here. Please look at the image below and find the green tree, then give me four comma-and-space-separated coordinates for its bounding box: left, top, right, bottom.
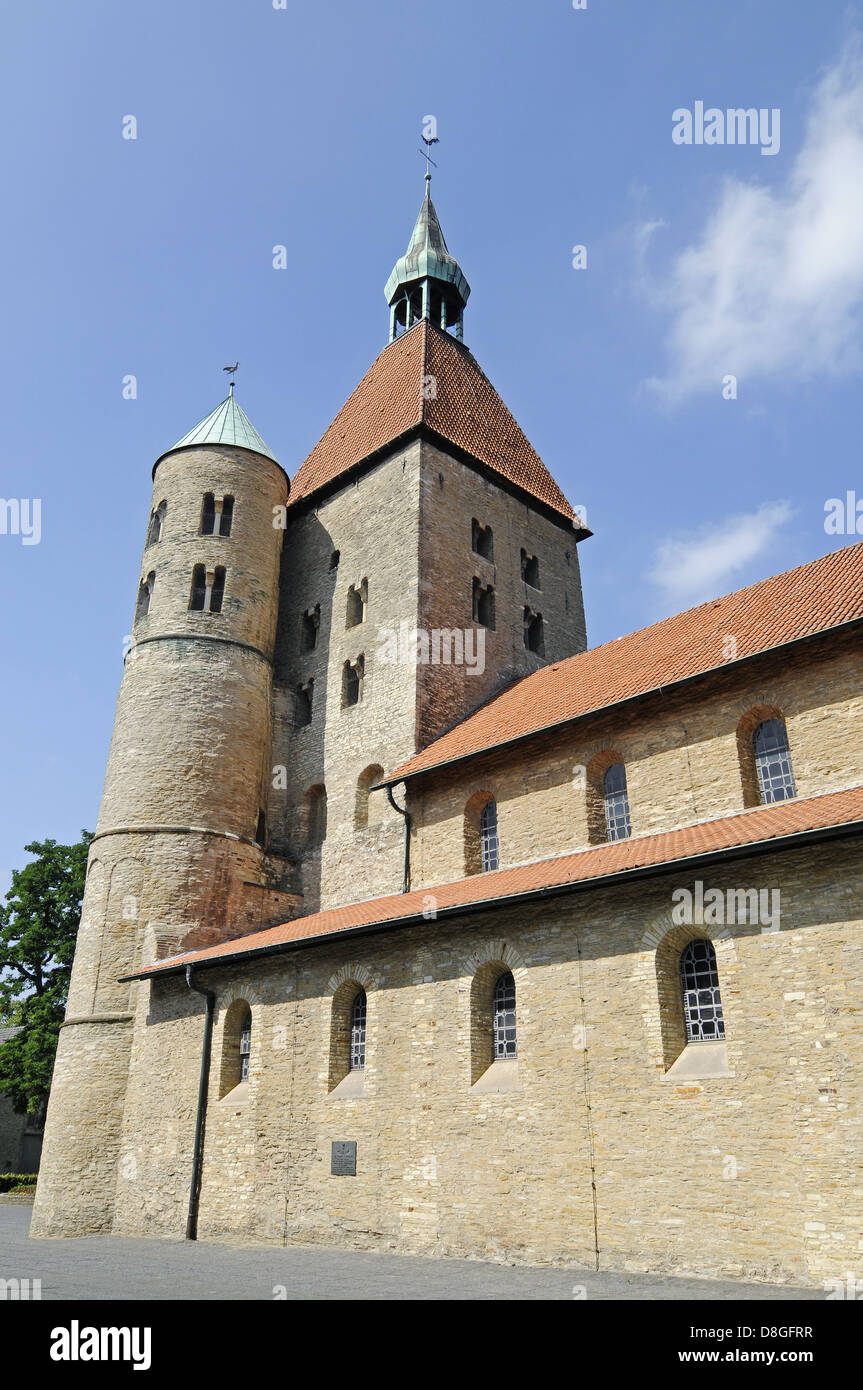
0, 833, 92, 1115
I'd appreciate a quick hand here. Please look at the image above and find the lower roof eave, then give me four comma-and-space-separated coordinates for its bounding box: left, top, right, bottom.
120, 814, 863, 984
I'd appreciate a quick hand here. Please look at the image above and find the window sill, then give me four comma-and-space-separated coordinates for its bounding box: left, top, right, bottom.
329, 1070, 365, 1099
663, 1042, 733, 1081
471, 1059, 519, 1094
218, 1080, 250, 1107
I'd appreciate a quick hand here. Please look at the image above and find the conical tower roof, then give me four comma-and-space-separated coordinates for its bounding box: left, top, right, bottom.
384, 181, 470, 307
157, 393, 277, 467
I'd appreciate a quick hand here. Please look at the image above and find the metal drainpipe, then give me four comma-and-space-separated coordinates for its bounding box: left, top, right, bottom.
386, 783, 412, 893
185, 965, 216, 1241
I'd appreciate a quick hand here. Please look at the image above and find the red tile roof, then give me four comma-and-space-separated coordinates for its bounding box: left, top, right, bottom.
385, 541, 863, 786
289, 319, 581, 525
130, 784, 863, 979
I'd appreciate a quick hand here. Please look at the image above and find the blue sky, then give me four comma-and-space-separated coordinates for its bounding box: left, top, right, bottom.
1, 0, 861, 883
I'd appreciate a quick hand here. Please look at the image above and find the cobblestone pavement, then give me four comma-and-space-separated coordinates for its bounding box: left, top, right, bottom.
0, 1206, 820, 1301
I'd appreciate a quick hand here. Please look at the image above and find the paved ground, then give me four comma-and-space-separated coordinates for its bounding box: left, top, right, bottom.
0, 1206, 821, 1300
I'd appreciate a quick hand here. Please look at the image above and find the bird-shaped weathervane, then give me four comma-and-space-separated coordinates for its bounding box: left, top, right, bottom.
223, 361, 239, 396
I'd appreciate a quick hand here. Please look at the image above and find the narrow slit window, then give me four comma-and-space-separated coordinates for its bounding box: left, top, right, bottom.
342, 656, 364, 707
349, 990, 367, 1071
295, 681, 313, 729
209, 567, 226, 613
521, 550, 540, 587
301, 605, 320, 650
200, 493, 216, 535
471, 519, 494, 560
219, 495, 234, 537
473, 578, 495, 629
189, 564, 206, 611
239, 1008, 252, 1082
523, 607, 544, 655
136, 571, 155, 619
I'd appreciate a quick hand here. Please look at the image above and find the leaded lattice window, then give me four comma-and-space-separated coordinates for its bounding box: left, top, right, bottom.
753, 719, 796, 803
492, 971, 517, 1059
480, 800, 499, 872
603, 762, 632, 841
349, 990, 366, 1071
680, 939, 725, 1042
239, 1009, 252, 1081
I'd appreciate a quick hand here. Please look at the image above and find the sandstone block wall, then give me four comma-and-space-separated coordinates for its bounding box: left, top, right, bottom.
110, 837, 862, 1287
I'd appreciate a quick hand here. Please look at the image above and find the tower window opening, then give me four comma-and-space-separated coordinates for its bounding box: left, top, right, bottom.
301, 605, 320, 651
305, 784, 327, 845
329, 550, 341, 571
146, 501, 166, 546
255, 810, 267, 848
680, 939, 726, 1042
136, 571, 155, 620
219, 495, 234, 537
189, 565, 206, 611
472, 578, 495, 630
603, 762, 632, 842
200, 493, 216, 536
342, 655, 364, 708
521, 550, 541, 588
346, 580, 367, 629
209, 566, 226, 613
295, 680, 314, 729
471, 519, 494, 561
523, 607, 545, 655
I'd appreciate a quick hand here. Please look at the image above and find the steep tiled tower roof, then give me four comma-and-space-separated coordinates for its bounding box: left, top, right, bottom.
289, 318, 582, 525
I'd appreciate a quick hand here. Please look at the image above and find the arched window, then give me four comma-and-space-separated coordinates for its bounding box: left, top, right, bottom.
753, 719, 796, 803
346, 580, 367, 629
295, 680, 313, 729
349, 990, 366, 1071
189, 565, 206, 611
472, 577, 495, 629
355, 764, 385, 830
136, 571, 155, 619
603, 762, 631, 841
492, 971, 517, 1059
305, 784, 327, 846
480, 800, 499, 871
342, 655, 364, 707
200, 493, 216, 535
210, 566, 226, 613
239, 1007, 252, 1081
146, 501, 166, 546
219, 495, 234, 537
680, 940, 725, 1042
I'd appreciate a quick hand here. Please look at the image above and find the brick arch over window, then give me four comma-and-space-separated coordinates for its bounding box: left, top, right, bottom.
326, 963, 378, 1092
218, 997, 255, 1098
736, 703, 785, 807
355, 764, 385, 830
585, 749, 627, 844
646, 918, 734, 1071
464, 789, 498, 875
462, 942, 527, 1085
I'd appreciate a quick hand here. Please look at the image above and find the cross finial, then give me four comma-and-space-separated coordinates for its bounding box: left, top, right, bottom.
223, 361, 239, 396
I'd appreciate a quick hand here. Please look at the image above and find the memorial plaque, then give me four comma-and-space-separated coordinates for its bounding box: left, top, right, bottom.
331, 1140, 357, 1176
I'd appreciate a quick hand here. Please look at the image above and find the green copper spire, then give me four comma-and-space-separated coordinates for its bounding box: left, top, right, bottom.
159, 393, 277, 465
384, 176, 471, 342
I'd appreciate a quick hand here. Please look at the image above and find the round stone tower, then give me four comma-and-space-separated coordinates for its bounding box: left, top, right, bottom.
31, 390, 290, 1236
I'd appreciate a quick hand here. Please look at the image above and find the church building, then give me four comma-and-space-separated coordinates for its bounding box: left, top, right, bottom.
32, 178, 863, 1288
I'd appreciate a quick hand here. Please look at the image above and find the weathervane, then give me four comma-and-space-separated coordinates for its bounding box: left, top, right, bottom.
223, 361, 239, 396
418, 131, 439, 183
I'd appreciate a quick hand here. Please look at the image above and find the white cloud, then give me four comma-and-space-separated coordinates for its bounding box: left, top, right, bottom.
647, 40, 863, 403
647, 500, 795, 608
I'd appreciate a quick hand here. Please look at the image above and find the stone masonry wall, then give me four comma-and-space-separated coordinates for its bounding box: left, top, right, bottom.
409, 637, 863, 889
110, 836, 862, 1287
